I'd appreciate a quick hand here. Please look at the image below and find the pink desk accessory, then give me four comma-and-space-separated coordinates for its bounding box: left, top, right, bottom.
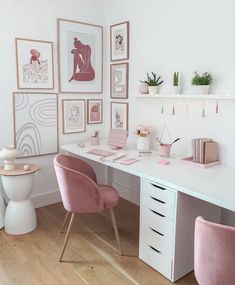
107, 129, 128, 149
181, 157, 221, 168
87, 148, 115, 157
158, 160, 170, 165
117, 158, 139, 165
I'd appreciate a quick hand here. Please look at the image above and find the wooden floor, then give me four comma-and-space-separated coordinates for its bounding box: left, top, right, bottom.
0, 198, 198, 285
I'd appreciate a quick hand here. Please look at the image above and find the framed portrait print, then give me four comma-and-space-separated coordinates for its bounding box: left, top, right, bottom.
58, 18, 103, 93
15, 38, 54, 89
110, 63, 128, 99
87, 99, 102, 124
13, 92, 58, 158
110, 102, 128, 131
62, 99, 86, 134
110, 21, 129, 61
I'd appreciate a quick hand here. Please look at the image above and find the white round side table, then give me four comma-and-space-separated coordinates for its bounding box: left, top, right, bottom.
0, 164, 39, 235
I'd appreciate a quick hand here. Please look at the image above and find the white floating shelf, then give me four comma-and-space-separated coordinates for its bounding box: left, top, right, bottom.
136, 94, 235, 100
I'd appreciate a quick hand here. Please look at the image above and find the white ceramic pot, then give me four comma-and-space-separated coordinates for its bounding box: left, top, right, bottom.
137, 136, 150, 152
172, 85, 181, 94
194, 85, 210, 94
0, 146, 17, 170
148, 86, 158, 95
138, 83, 149, 94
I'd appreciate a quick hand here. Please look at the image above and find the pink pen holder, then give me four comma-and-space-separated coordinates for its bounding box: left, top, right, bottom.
159, 144, 171, 157
91, 136, 100, 146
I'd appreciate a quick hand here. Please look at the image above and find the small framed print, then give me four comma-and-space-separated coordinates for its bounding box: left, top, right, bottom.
110, 102, 128, 131
15, 38, 54, 89
87, 99, 103, 124
110, 63, 128, 99
110, 21, 129, 61
62, 99, 86, 134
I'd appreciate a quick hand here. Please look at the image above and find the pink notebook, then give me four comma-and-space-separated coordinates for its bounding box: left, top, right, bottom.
87, 148, 115, 157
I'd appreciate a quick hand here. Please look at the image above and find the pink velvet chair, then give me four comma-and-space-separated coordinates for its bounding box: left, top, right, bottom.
54, 154, 122, 261
194, 216, 235, 285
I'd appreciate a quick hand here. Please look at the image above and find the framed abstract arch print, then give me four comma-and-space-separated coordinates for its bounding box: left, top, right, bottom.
58, 18, 103, 93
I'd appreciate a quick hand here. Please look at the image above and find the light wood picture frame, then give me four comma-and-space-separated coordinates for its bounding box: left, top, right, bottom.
110, 102, 128, 131
110, 62, 129, 99
110, 21, 129, 61
58, 18, 103, 93
87, 99, 103, 124
13, 92, 58, 158
62, 99, 86, 134
15, 38, 54, 89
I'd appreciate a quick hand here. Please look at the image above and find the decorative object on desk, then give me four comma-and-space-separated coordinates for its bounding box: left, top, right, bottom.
140, 72, 164, 95
23, 164, 30, 171
192, 72, 212, 94
110, 63, 129, 98
57, 19, 103, 93
15, 38, 54, 89
172, 72, 181, 94
13, 92, 58, 158
158, 138, 180, 157
87, 99, 102, 124
107, 129, 128, 149
0, 146, 17, 170
181, 157, 220, 168
192, 138, 218, 164
110, 102, 128, 131
136, 125, 154, 152
110, 21, 129, 61
62, 99, 86, 134
91, 131, 100, 146
138, 83, 149, 94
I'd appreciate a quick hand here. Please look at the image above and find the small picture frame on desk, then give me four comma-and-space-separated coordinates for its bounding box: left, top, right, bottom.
110, 102, 128, 131
110, 63, 129, 99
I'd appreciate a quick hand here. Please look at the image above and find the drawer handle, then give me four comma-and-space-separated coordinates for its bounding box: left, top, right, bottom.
150, 209, 165, 218
150, 227, 164, 236
150, 196, 165, 204
151, 183, 166, 191
149, 245, 162, 254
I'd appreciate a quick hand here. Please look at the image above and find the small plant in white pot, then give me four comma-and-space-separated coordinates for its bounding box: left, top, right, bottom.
191, 72, 212, 94
172, 72, 181, 94
140, 72, 164, 95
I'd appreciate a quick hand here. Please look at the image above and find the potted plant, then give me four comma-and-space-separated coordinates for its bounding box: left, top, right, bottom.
191, 72, 212, 94
136, 124, 154, 152
172, 72, 181, 94
140, 72, 164, 95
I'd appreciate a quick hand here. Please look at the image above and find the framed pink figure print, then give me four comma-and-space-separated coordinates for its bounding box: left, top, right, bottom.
58, 19, 103, 93
87, 99, 102, 124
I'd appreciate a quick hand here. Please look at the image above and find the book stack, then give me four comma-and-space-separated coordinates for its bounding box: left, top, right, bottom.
192, 138, 218, 164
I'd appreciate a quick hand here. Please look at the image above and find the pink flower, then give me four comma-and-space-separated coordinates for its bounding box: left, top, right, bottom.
136, 124, 154, 136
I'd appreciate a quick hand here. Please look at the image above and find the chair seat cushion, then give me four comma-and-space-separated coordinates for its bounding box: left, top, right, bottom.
99, 185, 119, 209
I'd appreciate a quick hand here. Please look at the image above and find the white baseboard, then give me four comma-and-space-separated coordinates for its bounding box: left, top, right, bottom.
31, 189, 62, 208
112, 182, 140, 205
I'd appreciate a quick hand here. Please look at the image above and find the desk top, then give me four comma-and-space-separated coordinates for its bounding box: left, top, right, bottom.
60, 142, 235, 212
0, 164, 39, 176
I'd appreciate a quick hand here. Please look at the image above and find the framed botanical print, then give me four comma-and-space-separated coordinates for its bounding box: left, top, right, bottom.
110, 21, 129, 61
62, 99, 86, 134
110, 63, 128, 99
13, 92, 58, 158
110, 102, 128, 131
87, 99, 102, 124
15, 38, 54, 89
58, 18, 103, 93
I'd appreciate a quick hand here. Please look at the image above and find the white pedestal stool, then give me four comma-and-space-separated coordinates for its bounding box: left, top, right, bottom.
0, 164, 39, 235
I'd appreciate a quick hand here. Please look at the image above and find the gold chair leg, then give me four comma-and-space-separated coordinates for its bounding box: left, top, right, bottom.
60, 211, 71, 233
110, 208, 123, 255
59, 212, 75, 262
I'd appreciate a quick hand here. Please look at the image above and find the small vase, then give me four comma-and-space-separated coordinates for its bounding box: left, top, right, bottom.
148, 86, 158, 95
137, 136, 150, 152
139, 83, 149, 94
0, 146, 17, 170
172, 86, 181, 94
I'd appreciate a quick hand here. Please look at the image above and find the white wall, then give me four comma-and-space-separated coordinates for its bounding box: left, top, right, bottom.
0, 0, 106, 206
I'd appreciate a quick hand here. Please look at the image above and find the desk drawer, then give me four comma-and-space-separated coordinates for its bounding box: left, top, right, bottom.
139, 241, 172, 280
141, 179, 176, 206
141, 192, 175, 220
140, 223, 173, 256
141, 206, 174, 238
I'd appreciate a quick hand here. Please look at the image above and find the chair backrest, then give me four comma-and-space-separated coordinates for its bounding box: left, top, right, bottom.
194, 216, 235, 285
54, 154, 104, 214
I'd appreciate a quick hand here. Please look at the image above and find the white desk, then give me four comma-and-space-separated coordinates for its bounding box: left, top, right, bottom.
60, 142, 235, 282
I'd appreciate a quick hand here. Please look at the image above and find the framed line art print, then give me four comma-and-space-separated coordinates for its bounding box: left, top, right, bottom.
110, 63, 128, 99
62, 99, 86, 134
110, 21, 129, 61
110, 102, 128, 131
58, 18, 103, 93
15, 38, 54, 89
13, 92, 58, 158
87, 99, 102, 124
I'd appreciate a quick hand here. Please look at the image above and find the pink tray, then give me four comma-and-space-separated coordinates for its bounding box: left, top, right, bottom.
181, 157, 221, 168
